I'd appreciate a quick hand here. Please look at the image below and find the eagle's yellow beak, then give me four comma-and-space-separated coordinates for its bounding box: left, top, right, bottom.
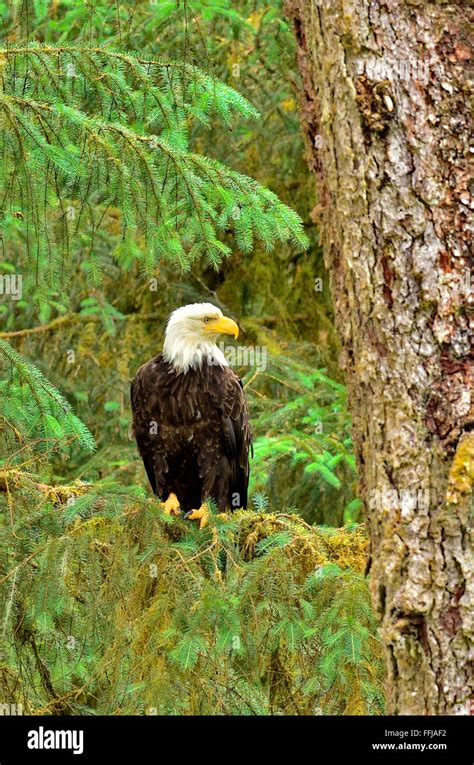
204, 315, 239, 339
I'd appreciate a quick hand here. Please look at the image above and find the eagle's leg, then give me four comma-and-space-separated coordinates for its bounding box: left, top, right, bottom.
161, 492, 181, 516
217, 499, 233, 521
185, 503, 209, 530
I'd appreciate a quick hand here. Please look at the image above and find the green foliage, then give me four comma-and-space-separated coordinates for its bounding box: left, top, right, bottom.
243, 351, 360, 524
306, 564, 385, 713
0, 338, 95, 458
0, 39, 307, 311
0, 475, 384, 715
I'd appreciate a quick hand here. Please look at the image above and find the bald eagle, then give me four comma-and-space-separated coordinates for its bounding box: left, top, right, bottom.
131, 303, 251, 528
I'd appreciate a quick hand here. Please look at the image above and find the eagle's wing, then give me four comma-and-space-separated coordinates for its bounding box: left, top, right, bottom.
218, 368, 252, 509
132, 356, 251, 511
130, 359, 167, 497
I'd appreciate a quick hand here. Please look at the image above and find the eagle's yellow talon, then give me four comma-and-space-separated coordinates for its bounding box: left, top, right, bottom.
161, 492, 181, 516
187, 503, 210, 529
217, 512, 229, 521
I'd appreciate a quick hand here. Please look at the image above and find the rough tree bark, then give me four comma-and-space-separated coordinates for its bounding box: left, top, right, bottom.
285, 0, 473, 714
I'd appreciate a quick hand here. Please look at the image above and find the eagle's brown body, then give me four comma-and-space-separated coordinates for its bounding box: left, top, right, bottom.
131, 354, 251, 513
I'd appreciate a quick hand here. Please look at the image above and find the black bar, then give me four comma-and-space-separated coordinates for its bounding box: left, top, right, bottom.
0, 715, 471, 763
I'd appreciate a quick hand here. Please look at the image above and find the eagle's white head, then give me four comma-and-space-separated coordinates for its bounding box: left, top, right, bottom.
163, 302, 239, 373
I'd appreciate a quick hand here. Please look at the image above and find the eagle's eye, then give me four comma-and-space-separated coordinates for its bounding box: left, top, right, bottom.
203, 317, 214, 324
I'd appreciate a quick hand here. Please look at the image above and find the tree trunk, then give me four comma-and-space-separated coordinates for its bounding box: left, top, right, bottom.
285, 0, 473, 714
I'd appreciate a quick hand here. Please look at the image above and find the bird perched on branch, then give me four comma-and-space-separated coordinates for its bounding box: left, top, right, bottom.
131, 303, 251, 528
